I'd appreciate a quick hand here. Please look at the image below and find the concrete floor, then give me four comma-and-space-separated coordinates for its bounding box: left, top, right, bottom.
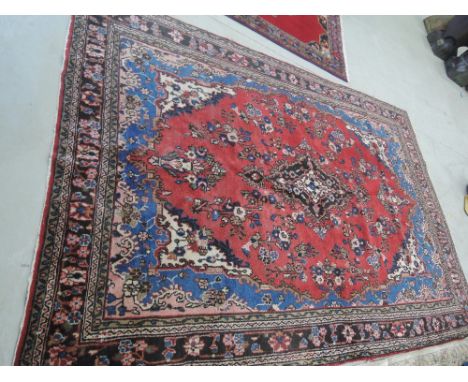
0, 16, 467, 365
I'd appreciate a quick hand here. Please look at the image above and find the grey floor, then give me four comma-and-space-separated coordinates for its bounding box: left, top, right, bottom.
0, 16, 467, 365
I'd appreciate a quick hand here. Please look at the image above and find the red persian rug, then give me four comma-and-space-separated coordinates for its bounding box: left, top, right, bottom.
16, 16, 467, 365
229, 15, 347, 81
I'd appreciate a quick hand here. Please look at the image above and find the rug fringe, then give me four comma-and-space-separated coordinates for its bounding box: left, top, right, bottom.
348, 337, 468, 365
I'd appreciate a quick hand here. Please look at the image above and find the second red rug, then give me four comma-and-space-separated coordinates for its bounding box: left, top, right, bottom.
230, 16, 347, 81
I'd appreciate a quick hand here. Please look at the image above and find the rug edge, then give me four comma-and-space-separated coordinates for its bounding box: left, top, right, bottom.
14, 15, 468, 365
13, 15, 76, 366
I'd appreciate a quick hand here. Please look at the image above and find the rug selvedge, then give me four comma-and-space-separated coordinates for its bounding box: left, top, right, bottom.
16, 16, 467, 365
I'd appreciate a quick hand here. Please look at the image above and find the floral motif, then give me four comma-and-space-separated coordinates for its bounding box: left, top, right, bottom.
268, 332, 292, 353
184, 336, 205, 357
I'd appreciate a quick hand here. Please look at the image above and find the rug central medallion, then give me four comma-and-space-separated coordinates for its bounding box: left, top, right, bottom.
265, 154, 351, 219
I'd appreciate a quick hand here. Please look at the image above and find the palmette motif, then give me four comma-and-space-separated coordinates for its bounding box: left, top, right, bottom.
16, 16, 467, 366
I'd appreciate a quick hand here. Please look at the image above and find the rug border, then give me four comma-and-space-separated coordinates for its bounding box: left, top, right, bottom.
13, 16, 76, 366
